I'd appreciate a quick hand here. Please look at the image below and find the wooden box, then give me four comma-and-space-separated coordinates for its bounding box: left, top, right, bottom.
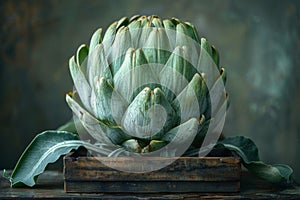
63, 149, 241, 193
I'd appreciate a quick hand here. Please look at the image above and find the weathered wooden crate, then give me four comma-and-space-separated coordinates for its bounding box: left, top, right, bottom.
63, 149, 241, 193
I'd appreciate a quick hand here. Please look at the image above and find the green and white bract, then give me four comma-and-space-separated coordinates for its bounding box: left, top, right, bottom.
66, 15, 228, 161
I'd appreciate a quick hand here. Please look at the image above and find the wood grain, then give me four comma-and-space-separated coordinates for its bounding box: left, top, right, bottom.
64, 150, 241, 193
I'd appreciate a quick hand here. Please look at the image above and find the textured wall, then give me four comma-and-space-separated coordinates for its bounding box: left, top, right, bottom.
1, 0, 299, 181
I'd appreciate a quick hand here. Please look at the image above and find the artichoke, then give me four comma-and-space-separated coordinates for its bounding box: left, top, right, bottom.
8, 16, 293, 186
66, 15, 228, 158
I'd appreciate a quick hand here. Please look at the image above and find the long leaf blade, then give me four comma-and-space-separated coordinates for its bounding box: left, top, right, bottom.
10, 131, 81, 187
217, 136, 293, 184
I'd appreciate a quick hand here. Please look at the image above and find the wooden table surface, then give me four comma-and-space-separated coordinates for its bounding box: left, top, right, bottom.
1, 171, 300, 199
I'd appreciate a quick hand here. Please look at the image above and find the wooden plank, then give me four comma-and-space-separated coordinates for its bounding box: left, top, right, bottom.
64, 157, 240, 181
64, 181, 241, 193
63, 150, 241, 193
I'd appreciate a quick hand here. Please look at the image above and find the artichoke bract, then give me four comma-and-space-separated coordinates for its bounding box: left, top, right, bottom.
66, 15, 228, 159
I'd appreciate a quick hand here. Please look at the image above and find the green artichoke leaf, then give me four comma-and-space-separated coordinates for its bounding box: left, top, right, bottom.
171, 17, 180, 26
143, 27, 171, 65
152, 87, 178, 133
91, 76, 127, 126
181, 45, 199, 72
88, 43, 112, 85
151, 16, 163, 27
160, 46, 197, 101
76, 44, 89, 67
162, 19, 176, 46
122, 87, 177, 139
176, 23, 199, 58
166, 46, 197, 82
89, 28, 102, 53
137, 17, 152, 47
172, 73, 204, 123
108, 26, 132, 75
217, 136, 293, 184
116, 17, 129, 31
191, 115, 210, 147
69, 56, 92, 113
103, 21, 117, 48
122, 139, 142, 153
184, 22, 200, 43
66, 94, 131, 145
162, 19, 176, 30
200, 38, 212, 56
139, 16, 151, 27
198, 38, 221, 88
211, 45, 220, 68
209, 68, 227, 115
128, 19, 142, 29
129, 15, 140, 22
114, 48, 158, 102
142, 140, 167, 153
160, 118, 199, 146
128, 20, 142, 47
206, 94, 228, 135
9, 131, 81, 187
220, 67, 227, 84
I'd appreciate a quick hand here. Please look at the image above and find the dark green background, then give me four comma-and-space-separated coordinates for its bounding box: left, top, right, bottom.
1, 0, 300, 182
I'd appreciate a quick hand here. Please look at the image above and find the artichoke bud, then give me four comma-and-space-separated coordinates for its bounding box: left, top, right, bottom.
67, 15, 227, 155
